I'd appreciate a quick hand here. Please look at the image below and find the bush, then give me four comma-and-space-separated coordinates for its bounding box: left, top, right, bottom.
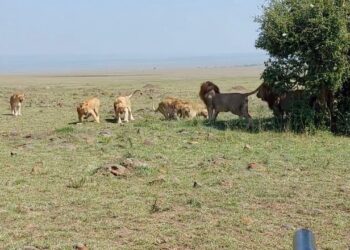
256, 0, 350, 132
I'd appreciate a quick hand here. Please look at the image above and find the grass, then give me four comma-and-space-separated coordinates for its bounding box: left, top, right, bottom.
0, 67, 349, 249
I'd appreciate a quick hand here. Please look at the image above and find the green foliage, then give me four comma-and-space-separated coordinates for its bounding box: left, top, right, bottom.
256, 0, 350, 132
55, 126, 74, 134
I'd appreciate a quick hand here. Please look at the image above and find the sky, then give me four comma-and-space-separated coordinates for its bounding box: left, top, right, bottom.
0, 0, 266, 58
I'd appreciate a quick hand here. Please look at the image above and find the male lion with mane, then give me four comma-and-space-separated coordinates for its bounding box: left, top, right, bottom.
199, 81, 261, 128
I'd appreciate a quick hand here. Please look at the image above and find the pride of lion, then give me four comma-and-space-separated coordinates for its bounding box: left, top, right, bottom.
10, 81, 314, 129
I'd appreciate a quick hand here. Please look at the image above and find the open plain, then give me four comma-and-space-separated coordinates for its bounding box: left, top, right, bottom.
0, 66, 349, 249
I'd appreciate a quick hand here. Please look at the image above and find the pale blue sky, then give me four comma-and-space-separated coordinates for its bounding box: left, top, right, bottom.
0, 0, 266, 57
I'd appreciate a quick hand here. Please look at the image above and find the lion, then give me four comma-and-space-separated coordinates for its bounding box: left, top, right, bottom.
257, 83, 334, 119
114, 90, 141, 124
153, 96, 179, 120
175, 100, 208, 119
153, 97, 208, 120
76, 97, 100, 123
199, 81, 260, 128
10, 93, 25, 116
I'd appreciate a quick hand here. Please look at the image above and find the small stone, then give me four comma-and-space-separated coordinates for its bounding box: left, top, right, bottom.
74, 243, 88, 250
99, 130, 112, 137
243, 144, 252, 150
193, 181, 201, 188
247, 162, 266, 171
109, 165, 128, 176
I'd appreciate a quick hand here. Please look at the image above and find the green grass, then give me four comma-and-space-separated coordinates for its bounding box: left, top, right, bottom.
0, 67, 349, 249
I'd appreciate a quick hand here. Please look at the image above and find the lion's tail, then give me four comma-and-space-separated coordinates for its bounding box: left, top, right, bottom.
242, 84, 263, 97
199, 81, 220, 104
128, 89, 141, 99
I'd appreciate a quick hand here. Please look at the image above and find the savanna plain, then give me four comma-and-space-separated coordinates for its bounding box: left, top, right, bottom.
0, 67, 349, 249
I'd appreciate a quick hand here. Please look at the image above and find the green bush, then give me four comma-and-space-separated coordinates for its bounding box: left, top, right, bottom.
256, 0, 350, 132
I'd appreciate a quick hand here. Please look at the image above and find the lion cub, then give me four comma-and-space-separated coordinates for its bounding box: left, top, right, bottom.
10, 93, 25, 116
114, 90, 140, 124
77, 97, 101, 123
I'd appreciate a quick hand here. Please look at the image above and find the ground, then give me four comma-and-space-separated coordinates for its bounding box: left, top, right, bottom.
0, 67, 349, 249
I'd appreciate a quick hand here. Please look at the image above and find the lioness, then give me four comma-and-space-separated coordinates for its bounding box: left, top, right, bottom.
154, 97, 208, 120
114, 90, 140, 124
199, 81, 260, 128
10, 93, 25, 116
175, 100, 208, 119
153, 96, 179, 120
77, 97, 100, 123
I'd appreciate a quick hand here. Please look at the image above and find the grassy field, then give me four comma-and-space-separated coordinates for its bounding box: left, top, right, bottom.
0, 67, 349, 249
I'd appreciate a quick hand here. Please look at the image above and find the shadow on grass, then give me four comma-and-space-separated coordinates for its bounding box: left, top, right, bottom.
201, 117, 285, 133
68, 121, 80, 125
2, 113, 14, 116
105, 118, 117, 124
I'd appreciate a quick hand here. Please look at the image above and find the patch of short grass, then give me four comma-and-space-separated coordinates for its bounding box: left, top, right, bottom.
55, 126, 74, 134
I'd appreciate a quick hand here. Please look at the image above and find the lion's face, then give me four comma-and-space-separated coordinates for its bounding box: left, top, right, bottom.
17, 94, 25, 103
77, 103, 89, 117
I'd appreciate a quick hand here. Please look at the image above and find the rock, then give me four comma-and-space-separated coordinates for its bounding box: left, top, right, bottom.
99, 130, 113, 137
120, 158, 148, 169
243, 144, 252, 150
247, 162, 266, 171
23, 246, 39, 250
148, 177, 166, 185
74, 243, 88, 250
109, 165, 128, 176
188, 141, 199, 145
193, 181, 201, 188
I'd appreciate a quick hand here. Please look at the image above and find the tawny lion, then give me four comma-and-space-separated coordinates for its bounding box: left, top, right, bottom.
153, 97, 208, 120
199, 81, 260, 128
76, 97, 101, 123
114, 90, 141, 124
10, 93, 25, 116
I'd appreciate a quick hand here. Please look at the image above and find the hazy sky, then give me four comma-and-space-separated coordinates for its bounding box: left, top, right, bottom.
0, 0, 266, 57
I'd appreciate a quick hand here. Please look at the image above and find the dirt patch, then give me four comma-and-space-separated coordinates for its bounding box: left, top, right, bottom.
97, 158, 151, 177
143, 83, 159, 89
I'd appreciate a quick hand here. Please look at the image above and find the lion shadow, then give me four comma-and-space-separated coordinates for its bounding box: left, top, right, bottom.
105, 118, 117, 124
202, 117, 285, 133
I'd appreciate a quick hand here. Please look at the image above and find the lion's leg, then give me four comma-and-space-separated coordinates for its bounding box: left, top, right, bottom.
246, 115, 253, 129
18, 104, 22, 116
89, 109, 99, 123
124, 109, 129, 123
207, 106, 213, 120
117, 114, 122, 124
211, 109, 219, 121
241, 102, 253, 129
129, 108, 135, 121
93, 109, 100, 123
14, 105, 19, 116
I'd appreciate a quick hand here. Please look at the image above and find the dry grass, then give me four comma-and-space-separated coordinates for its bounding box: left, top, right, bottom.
0, 66, 349, 249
